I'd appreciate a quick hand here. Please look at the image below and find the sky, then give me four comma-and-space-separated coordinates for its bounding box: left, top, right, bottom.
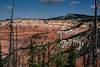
0, 0, 100, 20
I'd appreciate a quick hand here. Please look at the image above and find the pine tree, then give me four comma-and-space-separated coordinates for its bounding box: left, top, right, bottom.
67, 50, 76, 67
28, 39, 35, 67
67, 39, 77, 67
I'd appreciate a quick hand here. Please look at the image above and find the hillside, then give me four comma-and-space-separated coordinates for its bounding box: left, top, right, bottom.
48, 14, 100, 22
0, 19, 100, 67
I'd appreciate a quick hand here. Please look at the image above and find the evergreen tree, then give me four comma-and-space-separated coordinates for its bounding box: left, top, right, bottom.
28, 40, 35, 67
67, 39, 77, 67
53, 39, 68, 67
28, 40, 40, 67
67, 50, 76, 67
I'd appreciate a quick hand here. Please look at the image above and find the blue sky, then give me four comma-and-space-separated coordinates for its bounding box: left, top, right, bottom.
0, 0, 100, 19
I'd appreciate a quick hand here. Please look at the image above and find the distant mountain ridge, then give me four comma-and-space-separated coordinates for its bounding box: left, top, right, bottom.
0, 14, 100, 22
48, 14, 100, 22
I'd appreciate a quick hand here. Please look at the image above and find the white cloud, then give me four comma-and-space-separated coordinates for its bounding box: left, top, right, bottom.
6, 6, 12, 10
90, 4, 100, 9
69, 1, 80, 6
90, 5, 95, 9
41, 0, 63, 3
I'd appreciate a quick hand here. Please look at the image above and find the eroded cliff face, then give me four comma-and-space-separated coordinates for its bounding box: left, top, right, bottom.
0, 19, 89, 67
